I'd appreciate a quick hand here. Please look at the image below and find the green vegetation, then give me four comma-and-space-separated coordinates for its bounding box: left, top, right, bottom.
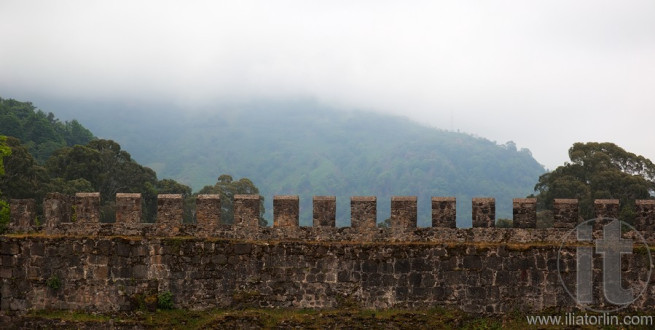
157, 291, 174, 310
197, 174, 267, 226
0, 97, 94, 163
533, 142, 655, 223
0, 199, 9, 233
0, 97, 265, 225
54, 99, 546, 226
22, 307, 649, 329
0, 136, 12, 232
495, 218, 513, 228
46, 274, 61, 290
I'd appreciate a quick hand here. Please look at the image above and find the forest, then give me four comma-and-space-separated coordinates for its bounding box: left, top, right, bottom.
41, 98, 546, 226
2, 96, 653, 230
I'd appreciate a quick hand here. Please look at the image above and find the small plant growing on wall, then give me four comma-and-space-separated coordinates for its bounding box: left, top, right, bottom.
158, 291, 174, 310
71, 205, 77, 222
46, 274, 61, 290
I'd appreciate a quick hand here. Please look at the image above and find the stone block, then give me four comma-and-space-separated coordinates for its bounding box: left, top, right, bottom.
351, 196, 376, 229
553, 199, 578, 229
431, 197, 456, 228
274, 195, 299, 227
391, 196, 417, 228
313, 196, 336, 227
512, 198, 536, 228
634, 200, 655, 231
234, 194, 260, 227
196, 194, 221, 226
44, 193, 73, 229
75, 192, 101, 223
594, 199, 619, 220
9, 199, 36, 231
472, 198, 495, 228
115, 193, 141, 224
156, 194, 183, 225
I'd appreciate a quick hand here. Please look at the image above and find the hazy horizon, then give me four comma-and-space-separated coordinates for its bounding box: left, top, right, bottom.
1, 1, 654, 170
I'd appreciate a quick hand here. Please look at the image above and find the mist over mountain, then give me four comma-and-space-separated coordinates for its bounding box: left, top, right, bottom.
41, 98, 545, 226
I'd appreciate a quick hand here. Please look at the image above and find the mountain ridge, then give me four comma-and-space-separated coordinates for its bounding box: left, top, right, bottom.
36, 98, 545, 226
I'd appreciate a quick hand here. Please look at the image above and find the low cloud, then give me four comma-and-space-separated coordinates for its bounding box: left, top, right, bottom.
1, 0, 654, 169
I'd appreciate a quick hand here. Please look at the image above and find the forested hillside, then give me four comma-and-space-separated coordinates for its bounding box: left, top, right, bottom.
46, 99, 546, 226
0, 97, 94, 163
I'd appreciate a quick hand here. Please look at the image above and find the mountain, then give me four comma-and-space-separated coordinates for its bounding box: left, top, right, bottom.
41, 98, 546, 227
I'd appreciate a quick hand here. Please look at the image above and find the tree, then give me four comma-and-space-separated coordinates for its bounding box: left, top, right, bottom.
197, 174, 267, 226
534, 142, 655, 223
46, 139, 162, 222
0, 135, 11, 177
0, 97, 94, 163
0, 136, 11, 232
0, 136, 50, 201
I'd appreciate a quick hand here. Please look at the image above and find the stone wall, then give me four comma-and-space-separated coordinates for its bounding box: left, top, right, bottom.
196, 194, 220, 228
4, 193, 655, 314
390, 196, 417, 228
313, 196, 336, 227
273, 195, 299, 228
431, 197, 456, 228
9, 199, 35, 232
635, 200, 655, 232
9, 193, 655, 235
472, 198, 495, 228
512, 198, 536, 228
1, 232, 653, 314
115, 193, 142, 224
350, 196, 376, 229
553, 199, 579, 229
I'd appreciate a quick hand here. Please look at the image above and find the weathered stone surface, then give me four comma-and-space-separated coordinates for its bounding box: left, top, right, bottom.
391, 196, 417, 228
75, 192, 101, 223
116, 193, 141, 224
634, 200, 655, 231
9, 199, 36, 231
351, 196, 376, 229
157, 194, 183, 227
274, 195, 299, 227
196, 194, 220, 227
594, 199, 619, 220
431, 197, 456, 228
1, 234, 653, 314
553, 199, 578, 229
472, 198, 495, 228
234, 195, 260, 227
313, 196, 336, 227
7, 192, 655, 315
44, 193, 73, 233
512, 198, 536, 228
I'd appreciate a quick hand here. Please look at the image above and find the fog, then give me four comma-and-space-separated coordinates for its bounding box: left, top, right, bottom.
1, 0, 654, 169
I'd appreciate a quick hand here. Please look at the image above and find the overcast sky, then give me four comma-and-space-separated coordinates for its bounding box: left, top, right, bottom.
1, 0, 654, 170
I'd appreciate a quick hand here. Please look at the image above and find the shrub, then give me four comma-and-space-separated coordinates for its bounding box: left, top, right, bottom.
158, 291, 174, 310
46, 274, 61, 290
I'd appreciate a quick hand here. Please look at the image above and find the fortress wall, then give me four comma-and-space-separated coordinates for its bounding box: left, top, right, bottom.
1, 235, 653, 313
4, 193, 655, 314
8, 193, 655, 235
313, 196, 336, 227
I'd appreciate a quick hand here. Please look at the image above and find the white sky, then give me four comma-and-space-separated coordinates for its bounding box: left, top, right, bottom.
1, 0, 654, 170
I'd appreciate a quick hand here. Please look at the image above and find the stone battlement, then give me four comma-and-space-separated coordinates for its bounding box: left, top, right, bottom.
7, 193, 655, 238
2, 194, 655, 314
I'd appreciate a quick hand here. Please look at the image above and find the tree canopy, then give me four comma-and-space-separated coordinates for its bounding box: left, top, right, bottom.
0, 97, 94, 163
0, 135, 11, 231
534, 142, 655, 222
197, 174, 267, 226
